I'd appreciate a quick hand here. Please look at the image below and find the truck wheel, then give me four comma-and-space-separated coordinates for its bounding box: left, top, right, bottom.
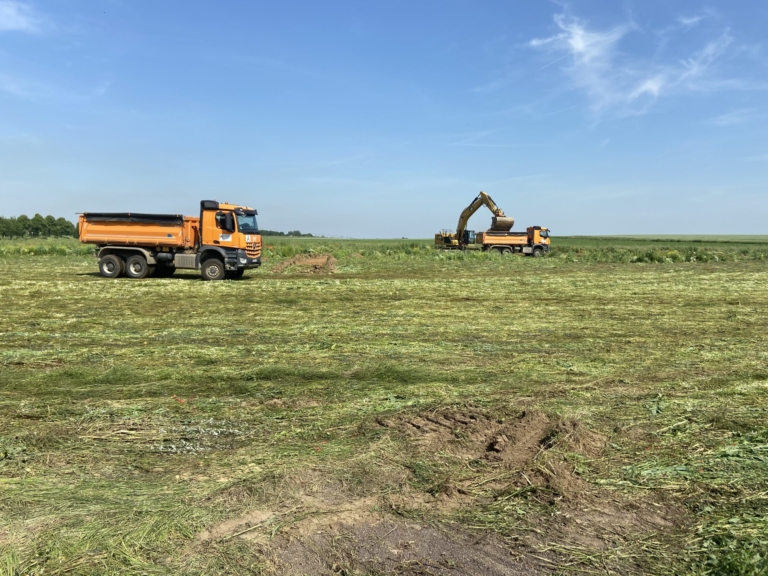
492, 246, 504, 254
125, 254, 149, 279
201, 259, 226, 281
226, 269, 245, 280
501, 247, 512, 255
99, 254, 124, 278
532, 247, 544, 258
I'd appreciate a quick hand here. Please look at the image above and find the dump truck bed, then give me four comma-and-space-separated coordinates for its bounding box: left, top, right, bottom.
476, 231, 530, 245
78, 213, 200, 248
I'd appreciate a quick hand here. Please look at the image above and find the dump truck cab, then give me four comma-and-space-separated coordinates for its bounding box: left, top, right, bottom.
198, 200, 262, 277
528, 226, 550, 247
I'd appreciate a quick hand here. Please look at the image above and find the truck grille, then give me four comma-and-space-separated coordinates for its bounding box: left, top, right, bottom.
246, 240, 261, 258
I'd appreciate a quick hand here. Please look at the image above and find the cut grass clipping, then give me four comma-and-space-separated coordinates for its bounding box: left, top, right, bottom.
1, 235, 767, 575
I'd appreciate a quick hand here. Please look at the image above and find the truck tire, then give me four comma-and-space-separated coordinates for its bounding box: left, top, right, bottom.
226, 269, 245, 280
99, 254, 124, 278
125, 254, 150, 279
532, 247, 543, 258
201, 259, 226, 281
501, 247, 512, 255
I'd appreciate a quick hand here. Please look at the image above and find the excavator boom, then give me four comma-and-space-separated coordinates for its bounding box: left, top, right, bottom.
455, 191, 513, 241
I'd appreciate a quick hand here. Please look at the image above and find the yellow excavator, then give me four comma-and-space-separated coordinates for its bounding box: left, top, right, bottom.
435, 191, 551, 255
435, 191, 515, 249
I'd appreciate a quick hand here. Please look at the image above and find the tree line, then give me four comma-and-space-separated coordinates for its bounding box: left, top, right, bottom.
260, 229, 314, 237
0, 215, 78, 238
0, 215, 313, 239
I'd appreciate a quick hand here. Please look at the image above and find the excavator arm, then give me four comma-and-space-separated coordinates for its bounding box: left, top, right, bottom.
455, 191, 510, 241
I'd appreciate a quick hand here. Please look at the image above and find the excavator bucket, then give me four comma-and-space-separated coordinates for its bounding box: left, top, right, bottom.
491, 216, 515, 232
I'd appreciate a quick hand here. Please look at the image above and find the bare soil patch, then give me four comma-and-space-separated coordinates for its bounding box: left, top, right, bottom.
272, 515, 540, 576
195, 409, 683, 574
271, 254, 336, 274
382, 408, 572, 471
380, 407, 685, 566
197, 510, 274, 543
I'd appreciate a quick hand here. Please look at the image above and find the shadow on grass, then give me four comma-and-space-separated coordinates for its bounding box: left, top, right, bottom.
74, 272, 257, 282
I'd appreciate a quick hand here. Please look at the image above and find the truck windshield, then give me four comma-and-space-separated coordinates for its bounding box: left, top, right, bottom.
237, 214, 258, 233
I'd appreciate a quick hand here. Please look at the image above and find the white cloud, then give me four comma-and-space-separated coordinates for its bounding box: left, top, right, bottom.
677, 15, 705, 28
630, 76, 664, 100
0, 0, 39, 33
0, 73, 33, 97
678, 31, 733, 84
529, 11, 737, 117
710, 109, 758, 126
449, 128, 503, 146
528, 13, 657, 115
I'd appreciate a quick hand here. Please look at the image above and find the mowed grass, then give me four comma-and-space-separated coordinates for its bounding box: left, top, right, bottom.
1, 236, 767, 575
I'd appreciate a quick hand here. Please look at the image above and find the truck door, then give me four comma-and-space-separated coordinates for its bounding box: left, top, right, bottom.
201, 208, 235, 246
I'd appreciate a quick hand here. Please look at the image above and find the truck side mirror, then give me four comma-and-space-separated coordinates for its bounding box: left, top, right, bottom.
224, 213, 235, 232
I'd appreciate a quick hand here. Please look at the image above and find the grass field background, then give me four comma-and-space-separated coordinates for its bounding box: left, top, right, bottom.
1, 236, 767, 575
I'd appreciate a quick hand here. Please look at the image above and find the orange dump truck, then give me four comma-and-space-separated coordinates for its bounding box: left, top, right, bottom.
78, 200, 262, 280
476, 226, 550, 256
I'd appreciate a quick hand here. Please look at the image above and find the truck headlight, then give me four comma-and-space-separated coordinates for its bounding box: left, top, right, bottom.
239, 257, 247, 264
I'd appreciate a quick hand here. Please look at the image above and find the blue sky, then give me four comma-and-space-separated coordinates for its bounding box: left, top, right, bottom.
0, 1, 766, 236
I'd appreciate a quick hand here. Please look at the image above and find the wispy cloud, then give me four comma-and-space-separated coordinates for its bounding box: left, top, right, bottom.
0, 72, 111, 100
528, 11, 740, 117
709, 108, 761, 126
472, 79, 505, 93
678, 31, 733, 84
677, 15, 705, 28
0, 0, 40, 33
311, 153, 378, 168
0, 73, 32, 97
449, 129, 503, 146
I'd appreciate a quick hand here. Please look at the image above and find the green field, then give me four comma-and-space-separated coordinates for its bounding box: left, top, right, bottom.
2, 236, 767, 575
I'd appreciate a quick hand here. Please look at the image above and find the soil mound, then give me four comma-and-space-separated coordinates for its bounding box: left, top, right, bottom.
385, 408, 565, 469
271, 254, 336, 274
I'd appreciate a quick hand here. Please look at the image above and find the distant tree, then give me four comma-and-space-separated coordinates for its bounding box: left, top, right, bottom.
0, 217, 7, 238
44, 215, 57, 236
16, 214, 30, 236
54, 217, 76, 237
29, 214, 47, 236
4, 217, 25, 239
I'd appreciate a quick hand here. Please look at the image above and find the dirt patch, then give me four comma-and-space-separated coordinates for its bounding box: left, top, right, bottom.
385, 408, 561, 470
379, 407, 683, 565
271, 254, 336, 274
197, 510, 275, 543
195, 410, 681, 574
271, 516, 541, 576
529, 495, 679, 553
